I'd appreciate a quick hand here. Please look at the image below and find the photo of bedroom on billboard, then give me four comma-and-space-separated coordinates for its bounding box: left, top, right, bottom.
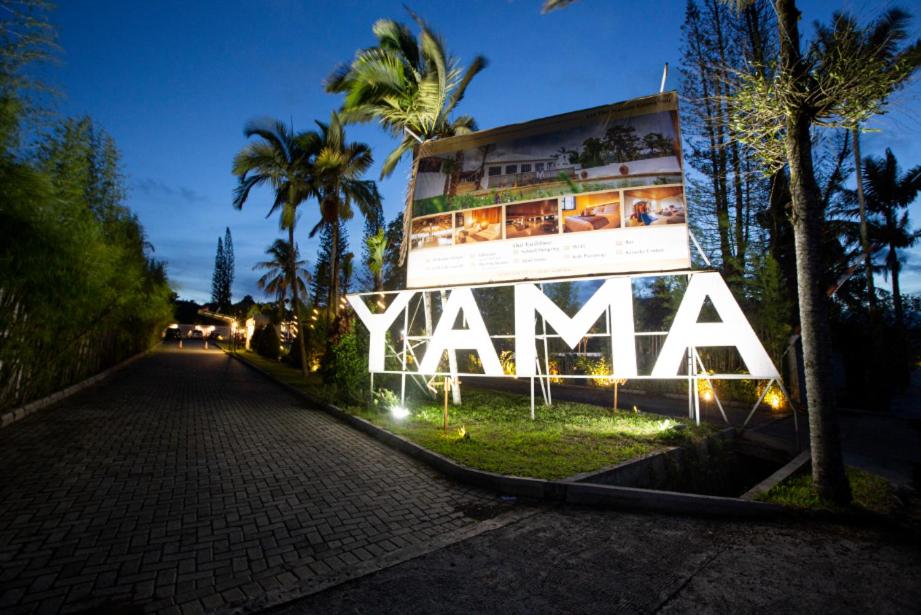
562, 191, 621, 233
454, 206, 502, 244
505, 199, 559, 238
410, 214, 453, 249
623, 185, 686, 227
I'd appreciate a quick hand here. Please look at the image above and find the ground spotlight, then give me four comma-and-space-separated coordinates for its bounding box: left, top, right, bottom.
390, 405, 409, 419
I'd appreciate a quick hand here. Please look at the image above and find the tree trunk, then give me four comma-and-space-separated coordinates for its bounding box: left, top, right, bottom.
891, 246, 904, 331
278, 287, 286, 328
890, 247, 910, 387
777, 0, 851, 504
852, 126, 876, 312
328, 214, 340, 323
288, 224, 309, 376
399, 147, 421, 266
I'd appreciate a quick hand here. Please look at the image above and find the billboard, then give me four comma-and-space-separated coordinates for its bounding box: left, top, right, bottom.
406, 92, 691, 288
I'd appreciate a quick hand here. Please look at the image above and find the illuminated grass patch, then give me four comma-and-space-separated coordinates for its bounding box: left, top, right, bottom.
233, 349, 714, 480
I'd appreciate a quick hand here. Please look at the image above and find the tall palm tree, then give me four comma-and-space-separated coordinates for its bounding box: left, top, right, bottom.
860, 149, 921, 331
253, 239, 310, 326
812, 9, 921, 313
325, 14, 487, 260
308, 112, 382, 321
232, 119, 319, 374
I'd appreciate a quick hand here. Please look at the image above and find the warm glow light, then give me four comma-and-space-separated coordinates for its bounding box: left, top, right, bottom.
766, 391, 783, 410
702, 390, 713, 402
390, 405, 409, 419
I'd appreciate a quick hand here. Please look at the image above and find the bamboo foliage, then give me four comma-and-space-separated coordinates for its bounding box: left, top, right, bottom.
0, 118, 173, 411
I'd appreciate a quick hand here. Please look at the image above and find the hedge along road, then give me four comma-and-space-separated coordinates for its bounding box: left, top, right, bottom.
1, 342, 919, 614
0, 342, 534, 614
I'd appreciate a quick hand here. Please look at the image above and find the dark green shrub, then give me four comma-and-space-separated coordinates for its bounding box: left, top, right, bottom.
252, 324, 281, 360
283, 333, 304, 369
321, 328, 369, 403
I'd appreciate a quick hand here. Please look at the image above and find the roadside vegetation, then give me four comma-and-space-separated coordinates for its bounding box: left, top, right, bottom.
0, 2, 173, 412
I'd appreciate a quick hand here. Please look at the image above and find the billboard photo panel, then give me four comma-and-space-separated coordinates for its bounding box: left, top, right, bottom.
406, 92, 691, 288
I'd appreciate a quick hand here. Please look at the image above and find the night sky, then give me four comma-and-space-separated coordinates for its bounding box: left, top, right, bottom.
39, 0, 921, 302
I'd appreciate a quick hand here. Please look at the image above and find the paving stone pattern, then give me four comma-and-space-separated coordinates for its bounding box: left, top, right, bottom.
0, 345, 509, 614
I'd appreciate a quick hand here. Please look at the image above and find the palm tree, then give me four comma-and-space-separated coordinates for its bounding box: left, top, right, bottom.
232, 119, 319, 374
325, 13, 487, 260
812, 9, 921, 313
860, 150, 921, 332
365, 228, 388, 293
308, 112, 382, 321
253, 239, 310, 326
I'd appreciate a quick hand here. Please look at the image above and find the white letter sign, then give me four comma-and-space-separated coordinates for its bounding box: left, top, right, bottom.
418, 288, 502, 376
652, 272, 780, 378
515, 279, 637, 377
348, 291, 413, 372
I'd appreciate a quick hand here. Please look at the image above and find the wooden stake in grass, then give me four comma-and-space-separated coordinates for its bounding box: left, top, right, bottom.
443, 377, 451, 432
612, 378, 628, 418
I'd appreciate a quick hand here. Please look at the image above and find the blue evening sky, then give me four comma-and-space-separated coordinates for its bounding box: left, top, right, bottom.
41, 0, 921, 302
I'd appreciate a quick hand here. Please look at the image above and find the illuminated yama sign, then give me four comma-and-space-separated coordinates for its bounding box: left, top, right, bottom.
348, 272, 779, 380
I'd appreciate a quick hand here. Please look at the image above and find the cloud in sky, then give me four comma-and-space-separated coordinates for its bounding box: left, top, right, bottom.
133, 178, 209, 204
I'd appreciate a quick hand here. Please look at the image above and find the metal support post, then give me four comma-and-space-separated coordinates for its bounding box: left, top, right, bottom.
688, 230, 712, 268
400, 301, 409, 406
742, 379, 774, 429
691, 348, 700, 425
530, 377, 535, 420
539, 283, 552, 406
694, 350, 729, 425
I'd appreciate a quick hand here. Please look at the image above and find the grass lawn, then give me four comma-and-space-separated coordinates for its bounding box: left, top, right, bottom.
757, 466, 900, 515
229, 349, 715, 480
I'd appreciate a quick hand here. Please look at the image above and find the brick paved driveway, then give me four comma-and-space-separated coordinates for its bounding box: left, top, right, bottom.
0, 344, 524, 614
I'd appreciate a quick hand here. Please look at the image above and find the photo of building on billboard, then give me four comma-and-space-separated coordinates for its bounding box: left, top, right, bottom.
406, 93, 691, 288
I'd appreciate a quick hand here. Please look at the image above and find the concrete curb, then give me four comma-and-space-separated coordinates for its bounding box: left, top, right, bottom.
226, 350, 784, 518
741, 449, 811, 501
565, 427, 737, 486
0, 347, 153, 429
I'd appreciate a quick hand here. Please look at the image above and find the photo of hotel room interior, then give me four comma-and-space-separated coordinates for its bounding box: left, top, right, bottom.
624, 186, 686, 227
563, 191, 621, 232
454, 206, 502, 244
505, 199, 559, 238
410, 214, 453, 249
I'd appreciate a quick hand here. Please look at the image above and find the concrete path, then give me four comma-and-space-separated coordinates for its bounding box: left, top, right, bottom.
277, 506, 921, 614
0, 344, 525, 614
3, 344, 920, 614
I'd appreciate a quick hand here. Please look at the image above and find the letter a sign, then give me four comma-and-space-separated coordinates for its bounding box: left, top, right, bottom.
652, 273, 780, 379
